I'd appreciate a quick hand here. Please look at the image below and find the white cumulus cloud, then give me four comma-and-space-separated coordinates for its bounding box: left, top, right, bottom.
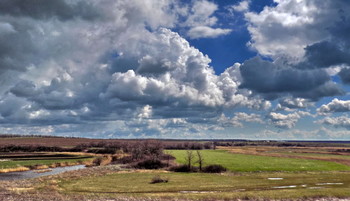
187, 26, 232, 39
318, 98, 350, 114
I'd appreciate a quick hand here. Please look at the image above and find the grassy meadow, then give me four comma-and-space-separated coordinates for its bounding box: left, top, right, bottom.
168, 149, 350, 172
55, 149, 350, 200
59, 171, 350, 200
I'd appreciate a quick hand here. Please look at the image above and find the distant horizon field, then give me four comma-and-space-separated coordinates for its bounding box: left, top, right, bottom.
168, 150, 350, 172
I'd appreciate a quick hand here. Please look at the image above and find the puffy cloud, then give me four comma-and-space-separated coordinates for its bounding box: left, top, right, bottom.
0, 0, 101, 21
184, 0, 218, 27
240, 57, 328, 93
245, 0, 350, 59
303, 15, 350, 69
267, 112, 300, 129
338, 68, 350, 84
245, 0, 350, 89
317, 98, 350, 114
302, 41, 350, 69
239, 0, 350, 107
256, 127, 350, 140
103, 28, 268, 114
102, 28, 226, 109
217, 63, 272, 110
180, 0, 232, 39
267, 111, 311, 129
114, 0, 182, 30
316, 127, 350, 139
0, 0, 266, 137
316, 115, 350, 130
231, 0, 250, 12
137, 105, 153, 119
187, 26, 231, 39
277, 97, 313, 110
218, 112, 263, 128
1, 0, 347, 139
230, 112, 264, 128
0, 125, 55, 136
239, 57, 344, 100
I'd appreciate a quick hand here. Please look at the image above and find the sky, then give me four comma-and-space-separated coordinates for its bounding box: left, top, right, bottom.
0, 0, 350, 140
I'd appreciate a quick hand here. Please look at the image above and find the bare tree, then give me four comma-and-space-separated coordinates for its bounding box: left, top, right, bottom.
212, 141, 216, 150
196, 150, 204, 171
149, 140, 164, 161
185, 150, 194, 169
164, 150, 171, 167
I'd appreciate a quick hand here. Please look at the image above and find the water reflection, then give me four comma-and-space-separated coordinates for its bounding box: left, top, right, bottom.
0, 165, 86, 181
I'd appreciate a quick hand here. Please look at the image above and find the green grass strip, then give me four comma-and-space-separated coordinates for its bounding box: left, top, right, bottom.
168, 150, 350, 172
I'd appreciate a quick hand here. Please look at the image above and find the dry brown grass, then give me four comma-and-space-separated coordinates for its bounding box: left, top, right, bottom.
218, 146, 350, 166
0, 166, 30, 173
32, 165, 50, 170
100, 155, 113, 166
6, 187, 35, 193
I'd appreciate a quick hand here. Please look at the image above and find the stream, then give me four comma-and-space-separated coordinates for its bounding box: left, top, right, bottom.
0, 165, 86, 181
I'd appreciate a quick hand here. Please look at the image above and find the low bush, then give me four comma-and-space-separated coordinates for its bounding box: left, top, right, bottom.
92, 157, 103, 166
87, 148, 117, 154
169, 164, 198, 172
159, 154, 176, 160
150, 175, 169, 184
134, 159, 166, 169
114, 155, 134, 164
202, 164, 226, 173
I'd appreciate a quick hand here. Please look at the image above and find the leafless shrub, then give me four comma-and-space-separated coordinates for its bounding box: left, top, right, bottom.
150, 175, 169, 184
169, 164, 198, 172
134, 159, 166, 169
202, 164, 226, 173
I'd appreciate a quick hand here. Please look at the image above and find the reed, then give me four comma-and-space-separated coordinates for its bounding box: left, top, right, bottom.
0, 166, 30, 173
33, 165, 50, 170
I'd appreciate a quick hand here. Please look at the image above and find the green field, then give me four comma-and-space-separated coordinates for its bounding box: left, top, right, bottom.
0, 154, 93, 169
168, 150, 350, 172
59, 171, 350, 200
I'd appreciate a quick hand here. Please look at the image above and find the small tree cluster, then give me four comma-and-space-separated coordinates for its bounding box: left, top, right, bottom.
185, 150, 204, 170
170, 150, 226, 173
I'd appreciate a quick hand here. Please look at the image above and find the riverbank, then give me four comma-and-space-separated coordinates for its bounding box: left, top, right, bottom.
0, 165, 124, 201
0, 165, 86, 181
0, 152, 95, 173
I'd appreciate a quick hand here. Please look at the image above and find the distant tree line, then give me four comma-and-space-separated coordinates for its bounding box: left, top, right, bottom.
1, 139, 348, 154
0, 140, 215, 154
0, 134, 79, 138
0, 145, 82, 152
